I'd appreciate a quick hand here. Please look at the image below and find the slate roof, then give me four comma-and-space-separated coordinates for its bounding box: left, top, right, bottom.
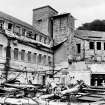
0, 11, 32, 29
75, 30, 105, 41
0, 11, 48, 37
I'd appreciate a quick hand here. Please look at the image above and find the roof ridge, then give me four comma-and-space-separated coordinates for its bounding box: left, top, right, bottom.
0, 11, 49, 37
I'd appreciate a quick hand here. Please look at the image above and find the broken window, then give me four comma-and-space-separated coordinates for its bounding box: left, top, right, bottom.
76, 44, 81, 53
27, 51, 31, 62
39, 36, 42, 42
14, 48, 18, 60
97, 42, 101, 50
21, 50, 25, 61
27, 31, 33, 38
22, 28, 26, 36
48, 56, 51, 66
46, 38, 50, 45
44, 37, 46, 44
48, 39, 50, 45
14, 26, 21, 35
8, 23, 13, 30
89, 42, 94, 49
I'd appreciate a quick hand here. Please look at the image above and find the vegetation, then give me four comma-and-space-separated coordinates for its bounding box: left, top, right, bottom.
78, 20, 105, 32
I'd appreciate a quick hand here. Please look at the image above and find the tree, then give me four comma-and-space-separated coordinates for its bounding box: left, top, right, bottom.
78, 20, 105, 32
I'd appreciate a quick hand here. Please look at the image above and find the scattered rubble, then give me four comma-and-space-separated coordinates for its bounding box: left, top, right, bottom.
0, 78, 105, 105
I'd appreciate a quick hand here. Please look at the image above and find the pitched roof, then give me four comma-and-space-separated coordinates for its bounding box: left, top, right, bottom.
75, 30, 105, 41
33, 5, 58, 14
0, 11, 33, 29
0, 11, 49, 37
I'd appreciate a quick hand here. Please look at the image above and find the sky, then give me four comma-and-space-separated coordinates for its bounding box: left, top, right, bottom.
0, 0, 105, 28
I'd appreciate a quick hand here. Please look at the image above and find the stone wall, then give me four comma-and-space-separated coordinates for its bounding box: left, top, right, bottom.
33, 6, 58, 36
74, 36, 105, 61
53, 14, 75, 65
0, 33, 8, 82
54, 61, 91, 86
9, 40, 53, 84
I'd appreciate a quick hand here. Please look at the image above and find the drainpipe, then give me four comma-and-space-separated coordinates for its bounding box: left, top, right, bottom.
4, 37, 11, 80
52, 39, 54, 79
50, 17, 55, 79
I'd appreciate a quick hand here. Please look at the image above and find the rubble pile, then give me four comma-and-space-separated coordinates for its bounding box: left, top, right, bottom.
0, 78, 105, 105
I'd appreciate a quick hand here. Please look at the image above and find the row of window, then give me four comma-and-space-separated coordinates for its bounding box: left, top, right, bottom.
0, 45, 52, 66
13, 48, 52, 66
89, 42, 105, 50
0, 20, 50, 45
76, 41, 105, 54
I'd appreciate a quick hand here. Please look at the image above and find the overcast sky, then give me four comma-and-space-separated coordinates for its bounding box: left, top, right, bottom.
0, 0, 105, 28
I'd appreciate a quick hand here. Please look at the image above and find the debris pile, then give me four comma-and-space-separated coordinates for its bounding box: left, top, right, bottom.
0, 78, 105, 105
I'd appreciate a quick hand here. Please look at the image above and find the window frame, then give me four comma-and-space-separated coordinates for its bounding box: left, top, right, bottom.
38, 54, 42, 64
33, 53, 37, 64
43, 55, 46, 65
27, 51, 31, 62
26, 31, 33, 38
97, 42, 101, 50
8, 23, 13, 31
14, 25, 21, 35
22, 28, 26, 36
76, 43, 81, 53
21, 50, 25, 61
48, 56, 51, 66
14, 48, 18, 60
89, 42, 94, 50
